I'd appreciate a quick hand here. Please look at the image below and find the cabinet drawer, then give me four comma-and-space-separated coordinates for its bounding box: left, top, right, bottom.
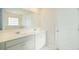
6, 43, 26, 50
6, 35, 35, 48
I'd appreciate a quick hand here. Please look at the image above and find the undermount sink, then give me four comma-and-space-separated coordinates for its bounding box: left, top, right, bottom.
16, 31, 20, 34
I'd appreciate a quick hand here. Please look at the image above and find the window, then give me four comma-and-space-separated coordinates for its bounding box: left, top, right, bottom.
8, 17, 19, 26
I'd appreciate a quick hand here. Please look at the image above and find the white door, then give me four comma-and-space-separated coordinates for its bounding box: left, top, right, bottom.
55, 8, 79, 50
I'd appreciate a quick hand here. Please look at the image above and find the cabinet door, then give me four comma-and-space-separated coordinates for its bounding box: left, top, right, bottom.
24, 35, 35, 50
0, 42, 5, 50
35, 31, 46, 49
55, 9, 79, 50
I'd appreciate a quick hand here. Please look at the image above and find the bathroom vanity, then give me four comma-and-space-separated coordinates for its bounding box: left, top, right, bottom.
0, 29, 46, 50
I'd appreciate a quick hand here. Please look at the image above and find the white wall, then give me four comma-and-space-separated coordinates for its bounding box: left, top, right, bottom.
32, 13, 42, 28
39, 9, 57, 49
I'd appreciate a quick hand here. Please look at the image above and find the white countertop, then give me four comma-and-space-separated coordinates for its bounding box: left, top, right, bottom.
0, 29, 34, 43
0, 28, 45, 43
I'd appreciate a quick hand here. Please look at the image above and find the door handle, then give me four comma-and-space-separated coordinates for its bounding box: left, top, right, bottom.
56, 29, 59, 32
78, 28, 79, 31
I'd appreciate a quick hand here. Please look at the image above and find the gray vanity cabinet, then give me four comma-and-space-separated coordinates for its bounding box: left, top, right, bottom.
6, 35, 35, 50
0, 35, 35, 50
0, 31, 46, 50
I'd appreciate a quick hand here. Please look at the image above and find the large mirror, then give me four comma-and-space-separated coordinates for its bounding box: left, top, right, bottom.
1, 8, 41, 30
3, 8, 34, 30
